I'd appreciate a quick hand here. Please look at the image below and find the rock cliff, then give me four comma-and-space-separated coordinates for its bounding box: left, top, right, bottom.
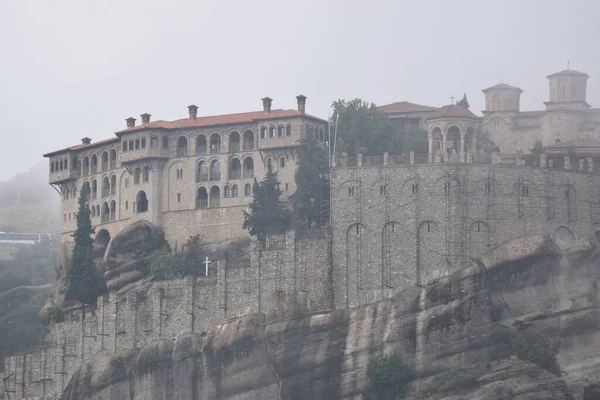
59, 232, 600, 399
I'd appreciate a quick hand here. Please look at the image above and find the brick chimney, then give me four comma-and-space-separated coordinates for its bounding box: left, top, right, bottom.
296, 94, 307, 114
262, 97, 272, 113
188, 105, 198, 120
140, 113, 151, 124
81, 137, 92, 145
126, 117, 136, 128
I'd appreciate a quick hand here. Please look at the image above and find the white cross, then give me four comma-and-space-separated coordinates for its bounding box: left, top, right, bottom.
203, 256, 212, 277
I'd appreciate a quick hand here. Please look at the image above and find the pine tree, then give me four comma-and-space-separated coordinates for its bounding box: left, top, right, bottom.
457, 93, 470, 108
242, 166, 292, 247
293, 131, 329, 228
66, 190, 106, 317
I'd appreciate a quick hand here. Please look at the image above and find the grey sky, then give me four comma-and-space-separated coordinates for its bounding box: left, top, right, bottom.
0, 0, 598, 180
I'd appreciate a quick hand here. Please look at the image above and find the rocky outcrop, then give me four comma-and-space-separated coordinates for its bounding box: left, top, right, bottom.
39, 241, 73, 322
59, 232, 600, 399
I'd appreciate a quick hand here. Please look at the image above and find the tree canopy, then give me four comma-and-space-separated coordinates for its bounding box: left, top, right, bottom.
242, 166, 292, 246
332, 98, 428, 156
66, 191, 106, 312
293, 131, 329, 228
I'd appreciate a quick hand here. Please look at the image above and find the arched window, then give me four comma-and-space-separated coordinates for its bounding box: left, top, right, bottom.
91, 180, 97, 200
110, 200, 116, 221
110, 175, 116, 195
210, 133, 221, 153
209, 160, 220, 181
102, 176, 110, 198
110, 149, 117, 169
229, 158, 241, 180
265, 157, 273, 170
96, 204, 100, 216
136, 191, 148, 213
82, 156, 90, 176
196, 135, 207, 155
209, 186, 220, 208
142, 166, 150, 183
224, 185, 231, 198
91, 154, 98, 174
279, 157, 285, 168
244, 183, 252, 197
243, 157, 254, 179
134, 168, 141, 184
232, 184, 239, 197
196, 161, 208, 182
196, 187, 208, 209
243, 130, 254, 150
101, 152, 109, 172
91, 204, 96, 217
229, 131, 240, 152
101, 202, 110, 223
260, 126, 267, 139
177, 136, 188, 157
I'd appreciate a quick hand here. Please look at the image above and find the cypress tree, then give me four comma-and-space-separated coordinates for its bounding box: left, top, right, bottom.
66, 190, 106, 317
293, 131, 329, 227
242, 166, 291, 247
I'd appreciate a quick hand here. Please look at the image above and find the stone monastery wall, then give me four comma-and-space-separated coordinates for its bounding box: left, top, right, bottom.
1, 230, 330, 399
332, 162, 600, 309
5, 161, 600, 399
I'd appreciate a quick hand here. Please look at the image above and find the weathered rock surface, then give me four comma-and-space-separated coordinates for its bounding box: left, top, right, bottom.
39, 241, 73, 322
60, 232, 600, 399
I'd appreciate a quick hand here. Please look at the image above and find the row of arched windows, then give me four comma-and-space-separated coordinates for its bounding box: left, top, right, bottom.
79, 150, 118, 177
77, 175, 117, 201
195, 183, 253, 209
176, 130, 256, 157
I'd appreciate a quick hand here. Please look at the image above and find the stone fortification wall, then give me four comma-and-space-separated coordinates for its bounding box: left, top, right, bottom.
1, 229, 330, 399
331, 162, 600, 309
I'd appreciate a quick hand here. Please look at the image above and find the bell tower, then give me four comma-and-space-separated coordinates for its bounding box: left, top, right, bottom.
545, 67, 590, 111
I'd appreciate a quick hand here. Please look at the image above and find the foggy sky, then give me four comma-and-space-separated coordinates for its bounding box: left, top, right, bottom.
1, 0, 598, 180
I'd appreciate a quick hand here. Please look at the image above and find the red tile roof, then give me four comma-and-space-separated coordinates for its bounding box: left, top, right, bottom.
377, 101, 438, 113
427, 104, 479, 120
116, 109, 325, 135
547, 69, 589, 78
545, 138, 600, 156
43, 137, 120, 157
482, 83, 523, 92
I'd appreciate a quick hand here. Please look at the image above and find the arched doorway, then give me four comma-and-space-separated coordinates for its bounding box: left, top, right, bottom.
229, 158, 241, 180
110, 200, 116, 221
209, 160, 220, 181
102, 176, 110, 198
110, 149, 117, 169
243, 157, 254, 179
94, 229, 111, 252
196, 135, 207, 155
196, 187, 208, 209
136, 191, 148, 213
243, 130, 254, 150
101, 152, 109, 172
196, 161, 208, 182
447, 126, 461, 158
177, 136, 188, 157
210, 133, 221, 153
101, 202, 110, 223
229, 132, 240, 152
209, 186, 220, 208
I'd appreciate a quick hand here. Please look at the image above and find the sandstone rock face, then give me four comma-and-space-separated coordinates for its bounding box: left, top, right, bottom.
59, 232, 600, 399
39, 241, 73, 322
104, 220, 166, 291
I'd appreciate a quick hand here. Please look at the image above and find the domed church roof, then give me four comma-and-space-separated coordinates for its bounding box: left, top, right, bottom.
427, 104, 479, 121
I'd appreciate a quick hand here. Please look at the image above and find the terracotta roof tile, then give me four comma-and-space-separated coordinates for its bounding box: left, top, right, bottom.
427, 104, 479, 120
482, 83, 523, 92
116, 109, 325, 134
377, 101, 438, 113
43, 137, 120, 157
545, 138, 600, 156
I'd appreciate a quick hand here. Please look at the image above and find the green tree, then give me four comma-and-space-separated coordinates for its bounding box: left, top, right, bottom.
293, 132, 329, 228
66, 191, 106, 317
243, 166, 292, 247
332, 98, 428, 156
457, 93, 470, 108
532, 140, 544, 156
477, 128, 497, 153
364, 352, 414, 399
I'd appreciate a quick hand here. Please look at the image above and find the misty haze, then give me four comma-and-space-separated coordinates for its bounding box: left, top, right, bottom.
1, 1, 600, 399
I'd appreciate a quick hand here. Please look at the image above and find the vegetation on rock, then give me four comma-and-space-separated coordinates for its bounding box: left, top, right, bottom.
364, 352, 414, 399
141, 235, 206, 280
65, 191, 106, 313
293, 130, 329, 228
242, 166, 291, 247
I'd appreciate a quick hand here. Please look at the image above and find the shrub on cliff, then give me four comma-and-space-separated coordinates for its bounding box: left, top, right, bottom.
66, 191, 106, 314
491, 328, 560, 375
243, 166, 291, 247
364, 352, 414, 399
141, 235, 205, 280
